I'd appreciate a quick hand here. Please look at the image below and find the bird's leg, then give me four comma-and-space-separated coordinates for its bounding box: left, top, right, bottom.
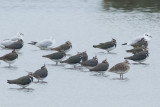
122, 74, 123, 80
38, 79, 39, 82
56, 62, 58, 65
120, 74, 121, 79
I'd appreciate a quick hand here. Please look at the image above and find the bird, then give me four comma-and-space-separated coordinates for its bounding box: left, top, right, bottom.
126, 45, 147, 54
124, 50, 149, 63
7, 73, 33, 88
93, 38, 116, 52
60, 53, 82, 65
90, 59, 109, 75
42, 50, 66, 65
80, 56, 98, 69
122, 33, 152, 46
0, 50, 18, 66
32, 65, 48, 82
4, 39, 24, 51
51, 41, 72, 53
109, 60, 130, 80
131, 38, 148, 48
81, 51, 88, 62
0, 32, 24, 48
28, 36, 55, 50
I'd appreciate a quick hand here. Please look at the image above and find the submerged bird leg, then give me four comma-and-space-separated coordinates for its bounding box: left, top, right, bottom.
122, 74, 124, 80
120, 74, 122, 79
56, 62, 58, 65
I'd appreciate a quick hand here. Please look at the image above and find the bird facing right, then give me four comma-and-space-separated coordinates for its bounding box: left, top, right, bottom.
109, 60, 130, 80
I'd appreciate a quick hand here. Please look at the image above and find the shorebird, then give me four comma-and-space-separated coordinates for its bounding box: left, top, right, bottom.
90, 59, 109, 75
81, 56, 98, 69
51, 41, 72, 53
0, 32, 24, 48
7, 73, 33, 88
124, 50, 149, 63
4, 39, 23, 51
42, 50, 66, 65
109, 60, 130, 80
32, 65, 48, 82
81, 51, 88, 62
0, 50, 18, 66
126, 45, 147, 54
131, 38, 148, 48
122, 33, 152, 46
28, 37, 55, 50
93, 39, 116, 53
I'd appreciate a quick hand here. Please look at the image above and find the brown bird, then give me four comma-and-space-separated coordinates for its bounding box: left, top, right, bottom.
81, 51, 88, 62
93, 39, 116, 52
90, 59, 109, 75
7, 73, 33, 88
51, 41, 72, 53
126, 45, 147, 54
42, 51, 66, 65
0, 50, 18, 66
109, 60, 130, 80
131, 38, 148, 48
5, 39, 23, 51
32, 65, 48, 82
81, 56, 98, 69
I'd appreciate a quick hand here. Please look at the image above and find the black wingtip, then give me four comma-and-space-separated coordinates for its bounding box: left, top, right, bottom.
122, 43, 127, 45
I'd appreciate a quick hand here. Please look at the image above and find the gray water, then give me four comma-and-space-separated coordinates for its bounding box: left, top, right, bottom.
0, 0, 160, 107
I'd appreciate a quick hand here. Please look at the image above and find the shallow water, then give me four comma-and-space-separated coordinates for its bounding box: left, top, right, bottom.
0, 0, 160, 107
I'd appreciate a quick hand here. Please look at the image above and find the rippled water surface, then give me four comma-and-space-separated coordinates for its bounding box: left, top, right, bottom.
0, 0, 160, 107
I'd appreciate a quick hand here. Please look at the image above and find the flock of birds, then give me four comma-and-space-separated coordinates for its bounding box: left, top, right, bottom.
0, 32, 152, 88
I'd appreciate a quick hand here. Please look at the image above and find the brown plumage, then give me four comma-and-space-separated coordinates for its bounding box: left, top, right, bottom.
5, 39, 23, 50
126, 45, 147, 54
131, 38, 148, 48
109, 60, 130, 80
51, 41, 72, 53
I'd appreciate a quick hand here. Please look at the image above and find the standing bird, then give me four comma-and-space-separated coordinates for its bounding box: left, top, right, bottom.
7, 73, 33, 88
90, 59, 109, 75
122, 34, 152, 46
51, 41, 72, 53
131, 38, 148, 48
109, 60, 130, 80
60, 53, 82, 65
0, 32, 24, 48
93, 39, 116, 52
0, 50, 18, 66
126, 45, 147, 54
4, 39, 24, 51
42, 51, 66, 65
81, 56, 98, 69
28, 37, 55, 50
32, 65, 48, 82
124, 50, 149, 63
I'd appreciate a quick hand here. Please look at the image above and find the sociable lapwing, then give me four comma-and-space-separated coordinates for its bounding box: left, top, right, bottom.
51, 41, 72, 53
42, 50, 66, 65
28, 36, 55, 50
32, 65, 48, 82
81, 56, 98, 69
124, 50, 149, 63
90, 59, 109, 75
7, 73, 33, 88
109, 60, 130, 80
93, 39, 116, 52
0, 50, 18, 66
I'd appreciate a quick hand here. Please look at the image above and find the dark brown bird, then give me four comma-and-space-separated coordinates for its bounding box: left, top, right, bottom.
81, 56, 98, 69
124, 50, 149, 63
51, 41, 72, 53
60, 53, 82, 64
0, 50, 18, 66
7, 73, 33, 88
90, 59, 109, 75
81, 51, 88, 62
5, 39, 23, 51
42, 51, 66, 65
93, 39, 116, 52
32, 65, 48, 82
131, 38, 148, 48
109, 60, 130, 80
126, 45, 147, 54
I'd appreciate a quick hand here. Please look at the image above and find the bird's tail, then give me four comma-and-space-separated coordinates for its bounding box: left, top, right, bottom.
28, 41, 37, 45
60, 60, 67, 63
122, 43, 127, 45
7, 80, 15, 84
124, 57, 130, 60
126, 50, 132, 53
42, 55, 48, 58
